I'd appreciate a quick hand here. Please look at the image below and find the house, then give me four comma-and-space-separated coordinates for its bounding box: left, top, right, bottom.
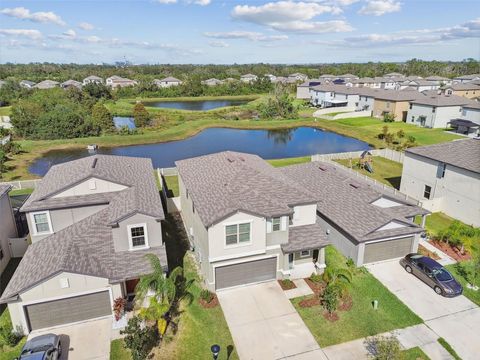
449, 101, 480, 136
264, 74, 276, 82
176, 151, 330, 291
384, 72, 405, 78
425, 76, 452, 86
281, 162, 427, 266
330, 87, 360, 108
60, 79, 82, 89
356, 87, 377, 112
461, 101, 480, 124
240, 74, 258, 83
453, 74, 480, 83
19, 80, 36, 89
310, 85, 360, 108
33, 80, 59, 89
336, 74, 359, 81
444, 83, 480, 99
82, 75, 103, 85
106, 75, 137, 88
372, 89, 424, 121
201, 78, 224, 86
153, 77, 182, 88
0, 185, 18, 276
0, 155, 167, 334
288, 73, 308, 82
407, 94, 469, 128
296, 79, 323, 99
401, 79, 439, 92
400, 139, 480, 227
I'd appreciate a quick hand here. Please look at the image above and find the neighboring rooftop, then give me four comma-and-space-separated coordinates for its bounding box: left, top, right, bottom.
373, 89, 424, 101
159, 76, 182, 82
412, 94, 470, 107
406, 139, 480, 174
447, 83, 480, 91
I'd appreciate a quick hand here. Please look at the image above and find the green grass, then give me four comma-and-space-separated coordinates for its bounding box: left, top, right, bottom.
438, 338, 461, 360
109, 339, 131, 360
292, 246, 422, 347
445, 262, 480, 306
267, 156, 311, 167
164, 175, 179, 197
8, 188, 34, 196
402, 346, 430, 360
414, 212, 454, 237
334, 156, 403, 189
0, 107, 11, 117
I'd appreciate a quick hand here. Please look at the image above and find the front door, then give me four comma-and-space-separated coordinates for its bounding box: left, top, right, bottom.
125, 279, 139, 295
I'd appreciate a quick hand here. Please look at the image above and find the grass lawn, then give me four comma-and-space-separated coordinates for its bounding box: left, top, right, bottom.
0, 107, 11, 117
445, 262, 480, 306
414, 212, 454, 237
109, 339, 131, 360
267, 156, 311, 167
437, 338, 461, 360
402, 346, 430, 360
334, 156, 403, 189
292, 246, 422, 347
163, 175, 179, 197
8, 188, 34, 196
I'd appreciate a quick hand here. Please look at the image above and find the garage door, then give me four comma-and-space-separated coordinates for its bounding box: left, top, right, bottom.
25, 291, 111, 331
215, 257, 277, 290
363, 236, 414, 264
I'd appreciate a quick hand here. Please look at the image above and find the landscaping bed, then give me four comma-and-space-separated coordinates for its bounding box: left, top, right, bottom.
418, 244, 440, 260
429, 240, 471, 261
278, 279, 296, 290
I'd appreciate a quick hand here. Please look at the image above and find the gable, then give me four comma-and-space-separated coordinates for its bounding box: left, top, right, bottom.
52, 177, 128, 198
371, 197, 406, 208
376, 221, 408, 231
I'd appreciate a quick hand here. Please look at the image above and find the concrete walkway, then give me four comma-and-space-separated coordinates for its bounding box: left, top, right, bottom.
217, 281, 326, 360
419, 239, 456, 266
323, 324, 453, 360
284, 279, 314, 299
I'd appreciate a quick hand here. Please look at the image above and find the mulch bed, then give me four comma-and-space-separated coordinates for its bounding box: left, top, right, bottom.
338, 295, 353, 311
430, 240, 471, 261
298, 295, 320, 308
198, 295, 219, 309
278, 280, 297, 290
418, 244, 441, 260
304, 278, 326, 295
323, 311, 339, 322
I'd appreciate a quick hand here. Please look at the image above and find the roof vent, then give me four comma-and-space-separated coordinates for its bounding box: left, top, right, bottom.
319, 166, 327, 171
349, 182, 360, 189
91, 158, 98, 168
227, 157, 235, 163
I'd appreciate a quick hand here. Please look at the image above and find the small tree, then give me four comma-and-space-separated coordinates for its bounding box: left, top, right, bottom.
133, 103, 151, 127
384, 133, 395, 147
92, 102, 114, 133
396, 129, 405, 139
365, 334, 401, 360
322, 284, 339, 314
383, 113, 395, 123
121, 316, 158, 360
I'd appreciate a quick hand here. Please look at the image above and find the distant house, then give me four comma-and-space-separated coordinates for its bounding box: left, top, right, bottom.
384, 72, 404, 78
33, 80, 59, 89
296, 79, 323, 99
453, 74, 480, 83
288, 73, 308, 83
407, 94, 469, 128
444, 83, 480, 99
401, 79, 439, 92
425, 76, 452, 86
309, 85, 358, 108
106, 75, 137, 88
372, 89, 423, 121
61, 79, 82, 90
0, 185, 18, 276
319, 74, 335, 80
400, 139, 480, 227
19, 80, 36, 89
82, 75, 103, 85
201, 78, 223, 86
240, 74, 258, 83
336, 73, 359, 81
264, 74, 276, 82
153, 77, 182, 88
451, 101, 480, 136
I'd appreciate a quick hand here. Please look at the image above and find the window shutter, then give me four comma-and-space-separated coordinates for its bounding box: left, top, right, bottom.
266, 219, 272, 233
281, 216, 287, 231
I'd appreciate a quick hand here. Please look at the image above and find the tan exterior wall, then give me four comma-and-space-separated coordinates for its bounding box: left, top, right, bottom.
112, 213, 163, 252
0, 191, 17, 274
373, 100, 410, 121
451, 89, 479, 99
52, 177, 127, 198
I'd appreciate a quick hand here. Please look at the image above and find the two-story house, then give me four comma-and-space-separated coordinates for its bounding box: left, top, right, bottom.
407, 94, 469, 128
106, 76, 137, 88
0, 155, 167, 334
240, 74, 258, 83
400, 139, 480, 227
176, 152, 330, 291
82, 75, 103, 86
153, 77, 183, 88
372, 89, 424, 121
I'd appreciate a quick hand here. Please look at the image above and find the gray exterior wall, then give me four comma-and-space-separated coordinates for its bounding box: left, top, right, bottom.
407, 104, 463, 128
0, 191, 17, 274
111, 213, 163, 252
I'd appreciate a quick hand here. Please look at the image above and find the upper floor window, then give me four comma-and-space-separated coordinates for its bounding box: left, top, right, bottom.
437, 163, 446, 179
423, 185, 432, 200
128, 224, 149, 250
272, 217, 281, 232
225, 223, 251, 246
31, 211, 52, 235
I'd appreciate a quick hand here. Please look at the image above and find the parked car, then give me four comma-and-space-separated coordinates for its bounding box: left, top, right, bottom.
400, 254, 463, 297
16, 334, 62, 360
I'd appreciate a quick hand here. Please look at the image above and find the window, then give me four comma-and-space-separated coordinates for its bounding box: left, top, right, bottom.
437, 163, 446, 179
0, 247, 3, 261
409, 103, 412, 109
225, 223, 251, 246
31, 211, 51, 234
423, 185, 432, 199
300, 250, 311, 258
272, 217, 281, 232
432, 107, 436, 113
128, 224, 149, 250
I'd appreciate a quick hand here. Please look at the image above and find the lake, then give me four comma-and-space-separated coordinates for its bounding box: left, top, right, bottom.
29, 127, 370, 176
143, 99, 249, 111
113, 117, 136, 129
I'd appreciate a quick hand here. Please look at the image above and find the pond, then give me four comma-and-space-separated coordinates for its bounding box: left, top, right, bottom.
142, 99, 249, 111
113, 117, 136, 129
29, 127, 371, 176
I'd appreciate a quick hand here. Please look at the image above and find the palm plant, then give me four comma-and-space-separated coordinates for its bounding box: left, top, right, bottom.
322, 266, 352, 296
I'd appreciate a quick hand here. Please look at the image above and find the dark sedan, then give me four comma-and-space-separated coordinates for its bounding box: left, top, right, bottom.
400, 254, 463, 297
17, 333, 62, 360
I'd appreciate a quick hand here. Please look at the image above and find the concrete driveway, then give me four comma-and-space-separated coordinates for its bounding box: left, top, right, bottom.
367, 260, 480, 360
217, 281, 326, 360
28, 317, 112, 360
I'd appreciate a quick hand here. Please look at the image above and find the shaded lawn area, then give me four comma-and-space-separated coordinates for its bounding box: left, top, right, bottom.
163, 175, 179, 197
8, 188, 34, 197
109, 339, 131, 360
402, 346, 430, 360
334, 156, 403, 189
292, 246, 422, 347
267, 156, 311, 167
414, 212, 454, 237
445, 262, 480, 306
0, 106, 11, 117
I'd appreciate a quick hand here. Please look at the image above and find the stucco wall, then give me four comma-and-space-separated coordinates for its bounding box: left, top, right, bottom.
112, 213, 163, 252
291, 204, 317, 227
0, 191, 17, 274
296, 87, 310, 99
52, 177, 127, 198
373, 100, 410, 121
462, 108, 480, 124
408, 104, 463, 128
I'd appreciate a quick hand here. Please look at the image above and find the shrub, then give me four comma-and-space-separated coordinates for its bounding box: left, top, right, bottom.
382, 113, 395, 122
0, 322, 23, 347
200, 289, 215, 303
121, 316, 158, 360
309, 273, 323, 283
113, 297, 127, 321
365, 334, 401, 360
321, 284, 339, 314
396, 129, 405, 139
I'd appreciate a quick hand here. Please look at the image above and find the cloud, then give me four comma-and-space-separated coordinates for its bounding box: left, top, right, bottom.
358, 0, 401, 16
0, 28, 42, 39
156, 0, 210, 5
204, 31, 288, 41
231, 1, 352, 33
78, 22, 94, 31
0, 7, 66, 26
192, 0, 211, 5
209, 40, 229, 47
156, 0, 178, 3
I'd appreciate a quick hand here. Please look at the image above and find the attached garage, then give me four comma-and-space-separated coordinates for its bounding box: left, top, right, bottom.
215, 257, 277, 290
24, 291, 112, 331
363, 236, 414, 264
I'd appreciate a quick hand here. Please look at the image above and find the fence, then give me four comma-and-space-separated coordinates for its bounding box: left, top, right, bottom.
311, 148, 404, 163
158, 167, 178, 176
0, 179, 41, 190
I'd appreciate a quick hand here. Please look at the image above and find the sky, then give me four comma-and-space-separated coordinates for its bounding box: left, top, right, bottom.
0, 0, 479, 64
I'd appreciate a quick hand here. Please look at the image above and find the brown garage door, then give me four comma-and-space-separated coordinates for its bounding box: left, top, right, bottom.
215, 257, 277, 290
363, 236, 414, 264
25, 291, 111, 331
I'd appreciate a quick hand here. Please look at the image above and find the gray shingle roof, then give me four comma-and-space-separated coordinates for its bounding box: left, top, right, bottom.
406, 139, 480, 174
447, 83, 480, 91
159, 77, 182, 82
1, 155, 166, 302
412, 94, 470, 107
373, 89, 424, 101
175, 151, 315, 227
282, 220, 330, 253
0, 184, 11, 198
281, 162, 427, 243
